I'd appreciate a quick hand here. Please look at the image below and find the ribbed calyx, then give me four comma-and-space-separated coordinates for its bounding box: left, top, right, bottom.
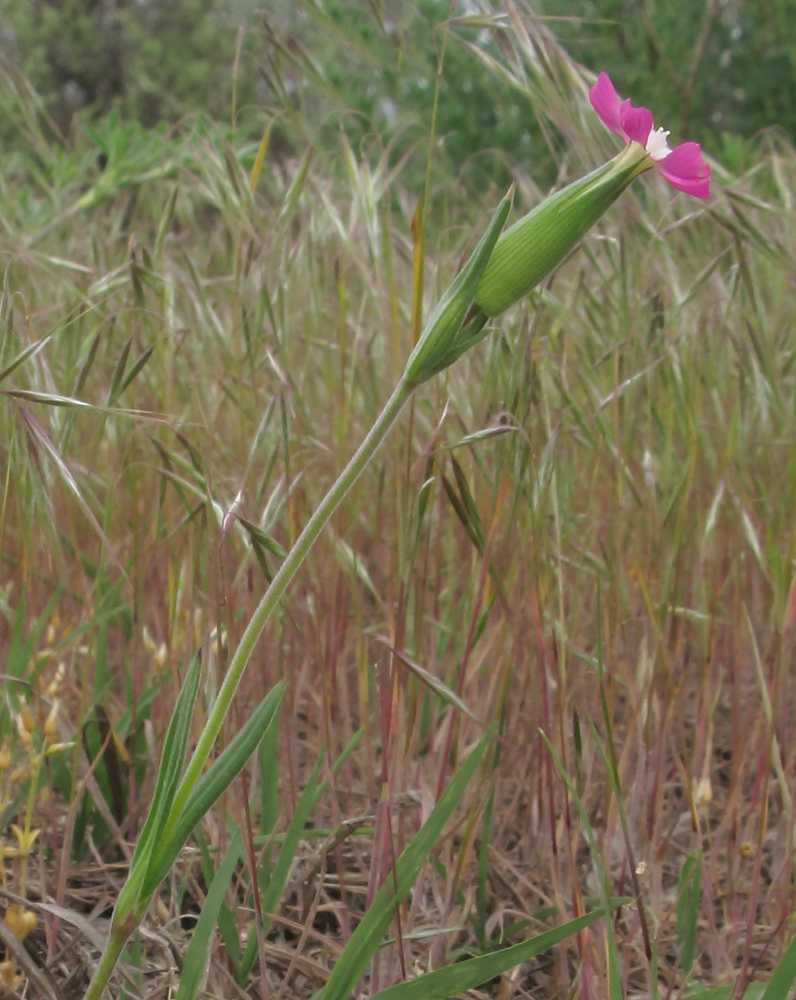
475, 142, 649, 317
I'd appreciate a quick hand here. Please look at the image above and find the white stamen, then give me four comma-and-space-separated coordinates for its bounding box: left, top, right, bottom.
646, 127, 671, 161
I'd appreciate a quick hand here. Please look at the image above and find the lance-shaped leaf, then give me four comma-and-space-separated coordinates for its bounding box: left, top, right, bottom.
174, 826, 244, 1000
114, 654, 202, 920
369, 908, 610, 1000
140, 681, 285, 898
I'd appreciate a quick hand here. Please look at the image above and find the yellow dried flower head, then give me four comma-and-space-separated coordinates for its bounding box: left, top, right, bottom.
0, 745, 10, 771
3, 904, 37, 940
45, 613, 61, 648
0, 956, 23, 992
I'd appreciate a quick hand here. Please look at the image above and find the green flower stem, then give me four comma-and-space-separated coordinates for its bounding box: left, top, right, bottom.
83, 924, 132, 1000
162, 376, 415, 839
84, 377, 414, 999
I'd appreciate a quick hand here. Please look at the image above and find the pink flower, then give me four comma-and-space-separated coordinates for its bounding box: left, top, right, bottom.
589, 72, 711, 200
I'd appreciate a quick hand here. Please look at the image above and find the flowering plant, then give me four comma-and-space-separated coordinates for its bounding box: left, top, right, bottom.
468, 72, 712, 324
83, 70, 712, 1000
589, 71, 711, 199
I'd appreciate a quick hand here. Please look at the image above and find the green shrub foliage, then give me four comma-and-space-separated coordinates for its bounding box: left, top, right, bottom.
1, 0, 794, 173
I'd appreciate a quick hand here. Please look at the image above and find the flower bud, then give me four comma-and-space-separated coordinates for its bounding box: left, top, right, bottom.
475, 142, 648, 317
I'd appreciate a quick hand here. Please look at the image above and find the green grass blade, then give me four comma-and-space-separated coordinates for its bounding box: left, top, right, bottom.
117, 345, 156, 398
682, 985, 766, 1000
369, 908, 609, 1000
677, 852, 702, 977
259, 708, 280, 837
760, 932, 796, 1000
129, 654, 201, 868
107, 338, 133, 407
174, 827, 244, 1000
236, 752, 325, 985
319, 727, 494, 1000
194, 826, 240, 968
0, 335, 51, 385
403, 191, 511, 384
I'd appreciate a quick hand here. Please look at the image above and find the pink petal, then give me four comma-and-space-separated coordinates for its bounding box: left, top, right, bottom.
619, 103, 653, 147
589, 72, 627, 140
654, 142, 712, 199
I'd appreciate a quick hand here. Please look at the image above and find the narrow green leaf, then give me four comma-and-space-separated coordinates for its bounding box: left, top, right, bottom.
141, 682, 285, 898
677, 852, 702, 977
451, 458, 484, 550
404, 192, 512, 384
118, 345, 155, 398
369, 909, 608, 1000
174, 827, 244, 1000
0, 335, 51, 385
115, 654, 201, 918
278, 146, 313, 224
425, 310, 489, 374
320, 727, 494, 1000
236, 753, 325, 985
374, 637, 482, 724
73, 332, 101, 398
442, 474, 483, 554
760, 932, 796, 1000
107, 337, 132, 406
154, 187, 178, 258
193, 826, 240, 967
682, 985, 766, 1000
5, 389, 161, 417
259, 710, 280, 837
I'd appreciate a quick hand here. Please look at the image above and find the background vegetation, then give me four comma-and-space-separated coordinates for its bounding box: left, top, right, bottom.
2, 0, 795, 175
1, 1, 796, 998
